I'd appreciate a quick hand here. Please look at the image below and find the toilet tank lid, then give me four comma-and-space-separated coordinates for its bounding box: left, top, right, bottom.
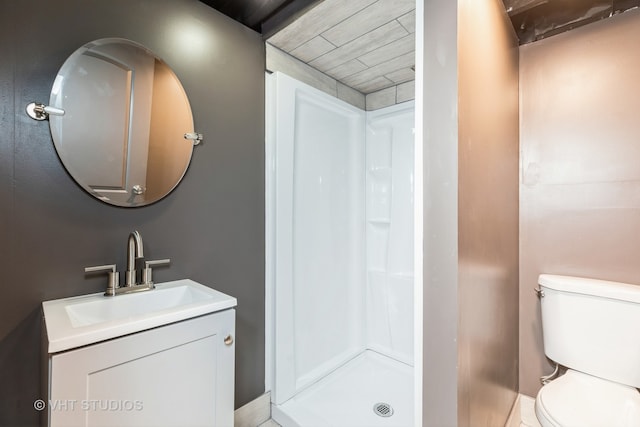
539, 274, 640, 304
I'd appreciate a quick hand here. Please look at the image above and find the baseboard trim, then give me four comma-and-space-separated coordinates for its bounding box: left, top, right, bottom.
505, 394, 521, 427
235, 392, 271, 427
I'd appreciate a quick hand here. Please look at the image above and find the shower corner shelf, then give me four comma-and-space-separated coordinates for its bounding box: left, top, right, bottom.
367, 166, 392, 177
367, 218, 391, 224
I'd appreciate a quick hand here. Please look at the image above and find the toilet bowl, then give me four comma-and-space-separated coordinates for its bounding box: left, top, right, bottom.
535, 369, 640, 427
536, 274, 640, 426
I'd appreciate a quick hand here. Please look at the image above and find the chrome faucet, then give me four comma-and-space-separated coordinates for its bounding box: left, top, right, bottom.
125, 230, 144, 287
84, 230, 171, 296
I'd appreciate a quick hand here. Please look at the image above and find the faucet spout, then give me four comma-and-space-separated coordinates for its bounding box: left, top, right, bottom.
126, 230, 144, 286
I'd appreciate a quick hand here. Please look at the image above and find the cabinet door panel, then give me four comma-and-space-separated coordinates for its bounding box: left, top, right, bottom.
48, 310, 235, 427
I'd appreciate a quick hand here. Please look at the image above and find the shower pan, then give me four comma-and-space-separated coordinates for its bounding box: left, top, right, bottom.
266, 72, 415, 427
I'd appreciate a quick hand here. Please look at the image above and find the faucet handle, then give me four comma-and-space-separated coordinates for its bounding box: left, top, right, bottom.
85, 264, 119, 296
142, 259, 171, 286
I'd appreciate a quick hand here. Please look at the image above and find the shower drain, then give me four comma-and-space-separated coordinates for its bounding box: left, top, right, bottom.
373, 402, 394, 417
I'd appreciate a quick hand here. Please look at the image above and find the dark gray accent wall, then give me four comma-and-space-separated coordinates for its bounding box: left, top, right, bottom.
0, 1, 265, 425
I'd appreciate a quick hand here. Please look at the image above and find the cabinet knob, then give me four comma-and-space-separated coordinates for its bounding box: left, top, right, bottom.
224, 335, 234, 346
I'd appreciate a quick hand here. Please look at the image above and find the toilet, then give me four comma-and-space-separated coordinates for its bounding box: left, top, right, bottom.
535, 274, 640, 426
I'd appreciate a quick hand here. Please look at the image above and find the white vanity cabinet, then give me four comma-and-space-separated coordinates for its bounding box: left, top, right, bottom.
44, 309, 235, 427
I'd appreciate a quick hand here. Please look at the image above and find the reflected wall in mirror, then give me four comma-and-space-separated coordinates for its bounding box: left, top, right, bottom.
49, 38, 196, 207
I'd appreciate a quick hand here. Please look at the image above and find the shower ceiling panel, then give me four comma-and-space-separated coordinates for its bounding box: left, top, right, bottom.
266, 0, 416, 95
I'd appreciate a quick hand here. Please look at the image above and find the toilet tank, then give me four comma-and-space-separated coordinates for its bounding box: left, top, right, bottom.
539, 274, 640, 388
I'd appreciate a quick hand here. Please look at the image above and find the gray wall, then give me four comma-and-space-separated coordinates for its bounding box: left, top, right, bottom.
519, 8, 640, 398
420, 0, 459, 424
457, 0, 520, 424
0, 1, 265, 425
421, 0, 519, 425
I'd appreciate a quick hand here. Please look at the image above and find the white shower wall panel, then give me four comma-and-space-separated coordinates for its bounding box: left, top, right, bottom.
292, 92, 366, 385
267, 72, 415, 413
269, 72, 366, 404
365, 103, 415, 365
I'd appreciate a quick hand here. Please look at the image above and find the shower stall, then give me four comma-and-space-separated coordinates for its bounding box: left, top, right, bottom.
266, 72, 415, 426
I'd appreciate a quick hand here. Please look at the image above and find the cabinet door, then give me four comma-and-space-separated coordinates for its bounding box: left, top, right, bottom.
48, 309, 235, 427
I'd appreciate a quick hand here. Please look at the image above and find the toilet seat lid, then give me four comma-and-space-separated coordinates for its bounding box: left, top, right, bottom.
536, 370, 640, 427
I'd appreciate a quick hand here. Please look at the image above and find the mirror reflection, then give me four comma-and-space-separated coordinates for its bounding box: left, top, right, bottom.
49, 38, 195, 207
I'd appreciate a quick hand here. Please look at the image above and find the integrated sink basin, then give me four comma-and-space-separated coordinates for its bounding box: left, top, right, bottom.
65, 283, 215, 328
43, 279, 237, 353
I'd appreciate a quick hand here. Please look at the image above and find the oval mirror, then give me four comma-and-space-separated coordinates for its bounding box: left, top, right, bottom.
48, 38, 196, 207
